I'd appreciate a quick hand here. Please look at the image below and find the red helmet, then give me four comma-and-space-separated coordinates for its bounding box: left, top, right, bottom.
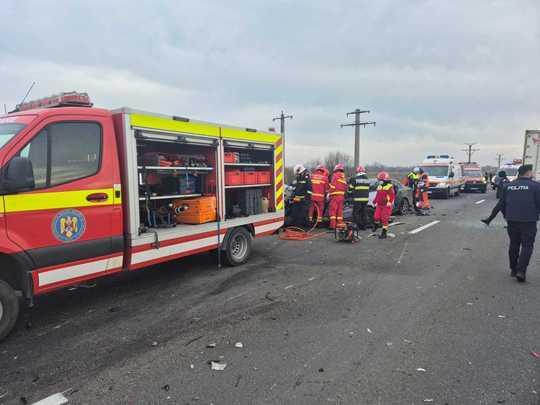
377, 171, 390, 181
356, 165, 366, 174
316, 164, 327, 173
334, 163, 345, 172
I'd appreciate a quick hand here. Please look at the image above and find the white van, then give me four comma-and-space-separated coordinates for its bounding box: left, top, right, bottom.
420, 155, 465, 199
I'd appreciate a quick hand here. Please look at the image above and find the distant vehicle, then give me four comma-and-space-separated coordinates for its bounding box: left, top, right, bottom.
420, 155, 464, 199
461, 162, 487, 193
494, 160, 521, 183
522, 130, 540, 180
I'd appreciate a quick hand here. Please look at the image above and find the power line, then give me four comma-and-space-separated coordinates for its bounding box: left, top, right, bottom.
272, 111, 292, 165
495, 153, 504, 168
461, 143, 480, 164
340, 109, 376, 168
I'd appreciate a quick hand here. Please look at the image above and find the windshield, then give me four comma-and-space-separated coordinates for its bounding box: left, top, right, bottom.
463, 170, 482, 177
423, 166, 448, 177
0, 123, 26, 150
503, 168, 518, 177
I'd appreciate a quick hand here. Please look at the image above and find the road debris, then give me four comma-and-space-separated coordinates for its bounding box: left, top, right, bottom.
497, 315, 506, 319
416, 368, 427, 373
0, 390, 7, 400
386, 342, 393, 347
234, 375, 242, 387
318, 368, 324, 372
185, 335, 203, 346
530, 351, 540, 358
466, 302, 474, 306
162, 384, 170, 391
190, 364, 194, 369
210, 361, 227, 371
366, 328, 373, 334
206, 343, 217, 348
423, 399, 434, 403
403, 339, 413, 344
31, 392, 69, 405
151, 341, 158, 347
234, 342, 244, 349
108, 306, 121, 313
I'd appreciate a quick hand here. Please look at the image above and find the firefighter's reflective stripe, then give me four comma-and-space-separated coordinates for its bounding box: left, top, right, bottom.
3, 188, 119, 213
312, 192, 325, 198
330, 191, 345, 196
353, 197, 369, 202
353, 186, 369, 190
337, 179, 347, 185
312, 179, 325, 184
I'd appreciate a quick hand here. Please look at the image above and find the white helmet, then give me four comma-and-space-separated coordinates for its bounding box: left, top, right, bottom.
413, 167, 421, 173
294, 164, 306, 175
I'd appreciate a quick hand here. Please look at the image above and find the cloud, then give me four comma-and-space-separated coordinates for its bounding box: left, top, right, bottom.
1, 0, 539, 166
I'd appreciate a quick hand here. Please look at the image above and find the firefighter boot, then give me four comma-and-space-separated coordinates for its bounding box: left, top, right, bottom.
379, 228, 388, 239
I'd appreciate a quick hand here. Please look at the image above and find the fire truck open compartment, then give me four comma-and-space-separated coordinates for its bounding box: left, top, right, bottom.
223, 140, 275, 219
135, 133, 219, 232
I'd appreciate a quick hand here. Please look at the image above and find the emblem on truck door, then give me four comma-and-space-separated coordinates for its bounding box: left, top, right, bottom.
52, 209, 86, 242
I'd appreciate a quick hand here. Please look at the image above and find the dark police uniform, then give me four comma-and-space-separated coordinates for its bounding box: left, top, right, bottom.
348, 174, 371, 229
500, 176, 540, 278
288, 171, 312, 227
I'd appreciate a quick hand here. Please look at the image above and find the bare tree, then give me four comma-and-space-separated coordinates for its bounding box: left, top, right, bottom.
324, 151, 353, 176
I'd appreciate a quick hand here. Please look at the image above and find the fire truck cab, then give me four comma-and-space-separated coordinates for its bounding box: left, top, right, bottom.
461, 162, 487, 193
0, 92, 284, 340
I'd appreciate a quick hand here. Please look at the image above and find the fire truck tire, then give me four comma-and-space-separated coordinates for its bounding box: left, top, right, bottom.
0, 280, 19, 341
224, 227, 252, 266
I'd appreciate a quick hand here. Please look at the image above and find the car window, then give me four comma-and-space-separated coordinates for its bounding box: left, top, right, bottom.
16, 122, 102, 190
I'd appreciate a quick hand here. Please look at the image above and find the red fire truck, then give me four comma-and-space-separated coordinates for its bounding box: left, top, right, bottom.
0, 92, 285, 340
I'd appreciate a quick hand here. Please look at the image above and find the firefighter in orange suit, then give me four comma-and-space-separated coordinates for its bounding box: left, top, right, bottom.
309, 164, 329, 225
373, 171, 395, 239
417, 169, 431, 210
328, 163, 348, 229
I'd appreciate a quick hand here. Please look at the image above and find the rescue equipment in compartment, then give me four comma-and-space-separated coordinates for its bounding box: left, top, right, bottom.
334, 222, 360, 243
145, 202, 189, 229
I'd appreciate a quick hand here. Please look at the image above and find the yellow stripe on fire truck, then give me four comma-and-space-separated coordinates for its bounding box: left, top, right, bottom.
2, 188, 119, 213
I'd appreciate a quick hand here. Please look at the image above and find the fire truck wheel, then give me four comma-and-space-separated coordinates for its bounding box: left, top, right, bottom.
0, 280, 19, 341
224, 227, 252, 266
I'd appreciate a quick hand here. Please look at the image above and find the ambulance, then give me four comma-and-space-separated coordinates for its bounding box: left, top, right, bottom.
0, 92, 285, 340
420, 155, 464, 199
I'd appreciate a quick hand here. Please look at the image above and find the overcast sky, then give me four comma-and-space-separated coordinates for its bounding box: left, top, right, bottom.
1, 0, 539, 166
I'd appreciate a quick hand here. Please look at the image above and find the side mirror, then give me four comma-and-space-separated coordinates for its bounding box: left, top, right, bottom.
2, 157, 35, 193
449, 172, 455, 178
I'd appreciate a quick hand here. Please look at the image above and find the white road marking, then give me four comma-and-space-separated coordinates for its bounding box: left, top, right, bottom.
284, 284, 294, 290
32, 393, 69, 405
409, 221, 440, 235
397, 242, 409, 264
389, 222, 404, 227
475, 199, 486, 205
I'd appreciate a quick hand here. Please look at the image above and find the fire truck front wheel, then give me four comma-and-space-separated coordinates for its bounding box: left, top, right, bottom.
224, 227, 252, 266
0, 280, 19, 341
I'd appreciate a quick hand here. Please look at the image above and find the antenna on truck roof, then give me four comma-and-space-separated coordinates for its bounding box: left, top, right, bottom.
19, 81, 36, 106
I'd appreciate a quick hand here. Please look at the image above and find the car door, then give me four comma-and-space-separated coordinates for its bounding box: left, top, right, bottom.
3, 115, 123, 293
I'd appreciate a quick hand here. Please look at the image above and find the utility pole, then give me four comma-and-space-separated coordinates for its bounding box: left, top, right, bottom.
462, 143, 480, 164
272, 111, 292, 164
340, 109, 376, 168
496, 153, 504, 168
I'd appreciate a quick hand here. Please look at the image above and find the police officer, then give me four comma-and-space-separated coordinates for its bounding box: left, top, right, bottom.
481, 170, 509, 225
348, 166, 371, 230
499, 164, 540, 282
287, 164, 312, 227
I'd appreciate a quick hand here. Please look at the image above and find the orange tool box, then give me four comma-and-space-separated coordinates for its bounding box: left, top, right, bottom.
256, 171, 271, 184
242, 171, 257, 185
173, 196, 217, 224
225, 170, 243, 185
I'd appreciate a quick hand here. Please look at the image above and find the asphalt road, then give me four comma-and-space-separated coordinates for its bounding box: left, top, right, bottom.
1, 191, 539, 405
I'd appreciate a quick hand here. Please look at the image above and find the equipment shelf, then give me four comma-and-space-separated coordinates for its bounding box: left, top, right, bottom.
224, 184, 272, 189
137, 166, 213, 171
224, 163, 271, 167
139, 193, 202, 201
